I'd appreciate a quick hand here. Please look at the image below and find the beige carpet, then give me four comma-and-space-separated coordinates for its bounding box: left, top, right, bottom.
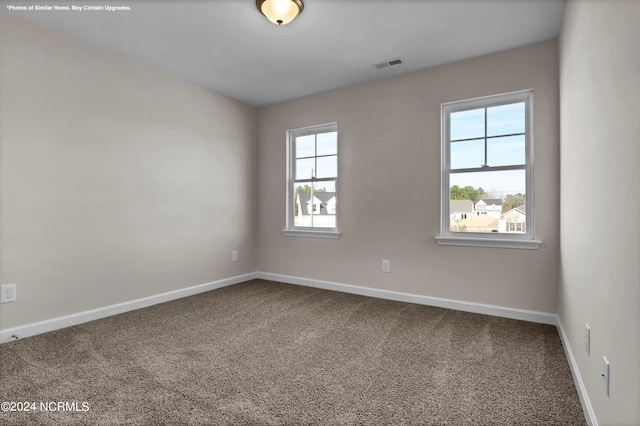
0, 279, 585, 425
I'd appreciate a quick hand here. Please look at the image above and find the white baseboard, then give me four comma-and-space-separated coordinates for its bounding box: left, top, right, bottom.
556, 317, 597, 426
0, 271, 556, 344
0, 272, 257, 344
256, 271, 557, 325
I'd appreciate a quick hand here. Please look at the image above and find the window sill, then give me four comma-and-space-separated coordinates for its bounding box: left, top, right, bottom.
435, 236, 541, 250
282, 229, 341, 239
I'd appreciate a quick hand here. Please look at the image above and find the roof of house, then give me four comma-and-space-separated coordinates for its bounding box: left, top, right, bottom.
297, 192, 336, 216
500, 203, 526, 218
450, 199, 474, 213
476, 198, 502, 206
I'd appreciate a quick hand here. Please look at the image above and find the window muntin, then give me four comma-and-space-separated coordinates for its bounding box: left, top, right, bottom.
285, 123, 339, 237
439, 90, 536, 246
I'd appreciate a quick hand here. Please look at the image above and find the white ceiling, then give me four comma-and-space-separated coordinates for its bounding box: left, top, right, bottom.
3, 0, 565, 107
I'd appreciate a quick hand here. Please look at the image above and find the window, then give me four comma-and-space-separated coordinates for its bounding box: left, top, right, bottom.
436, 90, 540, 249
283, 122, 340, 238
508, 223, 525, 233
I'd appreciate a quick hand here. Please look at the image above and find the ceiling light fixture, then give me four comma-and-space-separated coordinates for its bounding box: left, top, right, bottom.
256, 0, 304, 26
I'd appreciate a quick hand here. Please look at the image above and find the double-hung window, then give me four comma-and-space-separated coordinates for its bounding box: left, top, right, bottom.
436, 90, 540, 249
283, 122, 340, 238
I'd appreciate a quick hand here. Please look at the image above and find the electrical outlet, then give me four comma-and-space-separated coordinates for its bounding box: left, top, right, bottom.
601, 356, 610, 396
584, 323, 590, 355
382, 259, 390, 273
232, 251, 238, 262
0, 284, 16, 303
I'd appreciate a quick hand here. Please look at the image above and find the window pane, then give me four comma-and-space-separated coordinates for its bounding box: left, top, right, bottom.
296, 135, 316, 158
450, 108, 485, 141
296, 158, 315, 180
450, 169, 525, 201
316, 131, 337, 156
449, 170, 526, 233
315, 155, 337, 179
487, 102, 525, 137
451, 139, 485, 169
293, 180, 336, 228
487, 135, 525, 167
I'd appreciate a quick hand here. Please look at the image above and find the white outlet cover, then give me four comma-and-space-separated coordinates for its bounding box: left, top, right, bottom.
1, 284, 16, 303
382, 259, 390, 273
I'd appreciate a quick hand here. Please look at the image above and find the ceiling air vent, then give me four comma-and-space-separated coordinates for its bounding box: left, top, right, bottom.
372, 58, 404, 70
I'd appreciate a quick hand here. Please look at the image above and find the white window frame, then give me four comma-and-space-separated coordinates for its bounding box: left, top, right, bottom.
283, 122, 340, 239
435, 90, 541, 249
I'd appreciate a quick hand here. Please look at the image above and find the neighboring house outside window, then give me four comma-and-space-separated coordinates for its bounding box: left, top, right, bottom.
499, 203, 527, 233
450, 200, 473, 232
283, 122, 340, 238
296, 191, 336, 227
436, 90, 540, 249
474, 199, 502, 219
450, 200, 474, 220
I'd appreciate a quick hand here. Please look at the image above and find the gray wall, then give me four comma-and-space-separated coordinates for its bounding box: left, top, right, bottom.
559, 1, 640, 424
258, 41, 560, 314
0, 12, 258, 329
